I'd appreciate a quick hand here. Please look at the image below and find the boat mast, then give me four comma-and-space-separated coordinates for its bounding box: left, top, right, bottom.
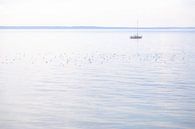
136, 20, 138, 36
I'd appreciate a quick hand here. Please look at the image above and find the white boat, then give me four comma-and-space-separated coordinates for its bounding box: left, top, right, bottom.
130, 20, 142, 39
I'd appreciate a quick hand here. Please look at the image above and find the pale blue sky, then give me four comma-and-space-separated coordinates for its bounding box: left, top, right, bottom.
0, 0, 194, 27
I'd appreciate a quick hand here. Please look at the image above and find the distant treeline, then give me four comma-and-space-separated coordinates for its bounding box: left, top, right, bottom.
0, 26, 195, 29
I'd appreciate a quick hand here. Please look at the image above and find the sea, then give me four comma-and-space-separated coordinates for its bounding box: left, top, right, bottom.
0, 29, 195, 129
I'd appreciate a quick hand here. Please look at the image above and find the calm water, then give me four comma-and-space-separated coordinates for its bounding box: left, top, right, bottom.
0, 29, 195, 129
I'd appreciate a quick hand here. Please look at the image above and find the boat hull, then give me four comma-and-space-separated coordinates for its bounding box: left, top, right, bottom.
130, 36, 142, 39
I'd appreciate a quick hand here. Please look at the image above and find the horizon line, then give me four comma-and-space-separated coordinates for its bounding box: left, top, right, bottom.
0, 26, 195, 29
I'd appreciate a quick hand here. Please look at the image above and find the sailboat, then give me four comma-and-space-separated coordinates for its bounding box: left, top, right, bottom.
130, 20, 142, 39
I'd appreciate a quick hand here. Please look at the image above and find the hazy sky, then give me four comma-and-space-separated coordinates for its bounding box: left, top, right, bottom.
0, 0, 195, 27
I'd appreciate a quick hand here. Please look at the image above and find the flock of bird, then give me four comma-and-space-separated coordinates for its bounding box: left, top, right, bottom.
0, 52, 185, 66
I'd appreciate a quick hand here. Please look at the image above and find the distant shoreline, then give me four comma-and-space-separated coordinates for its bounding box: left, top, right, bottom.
0, 26, 195, 29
